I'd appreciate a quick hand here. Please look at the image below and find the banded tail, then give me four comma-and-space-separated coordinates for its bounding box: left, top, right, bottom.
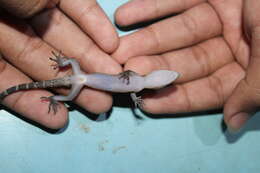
0, 78, 71, 101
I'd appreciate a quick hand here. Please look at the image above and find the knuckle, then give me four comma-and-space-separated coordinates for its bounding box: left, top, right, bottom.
180, 84, 193, 112
207, 75, 224, 107
156, 54, 171, 69
16, 37, 44, 64
78, 1, 99, 22
143, 25, 161, 51
181, 12, 198, 43
191, 44, 212, 76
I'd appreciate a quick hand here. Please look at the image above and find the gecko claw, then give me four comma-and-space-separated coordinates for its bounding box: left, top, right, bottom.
41, 96, 61, 114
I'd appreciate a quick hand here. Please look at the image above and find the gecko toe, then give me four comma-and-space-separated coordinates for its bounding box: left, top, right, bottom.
134, 96, 145, 109
49, 51, 69, 69
41, 96, 61, 115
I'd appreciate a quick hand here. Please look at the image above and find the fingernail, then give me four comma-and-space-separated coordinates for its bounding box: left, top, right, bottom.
227, 126, 241, 134
227, 112, 251, 134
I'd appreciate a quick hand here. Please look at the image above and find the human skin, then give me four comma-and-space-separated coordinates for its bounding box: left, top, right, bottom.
113, 0, 260, 132
0, 0, 122, 129
0, 0, 50, 18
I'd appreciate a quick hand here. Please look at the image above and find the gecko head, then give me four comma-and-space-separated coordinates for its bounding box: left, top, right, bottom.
144, 70, 180, 89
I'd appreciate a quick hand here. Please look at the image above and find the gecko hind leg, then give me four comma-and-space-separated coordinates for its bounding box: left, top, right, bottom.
41, 96, 61, 114
130, 93, 144, 108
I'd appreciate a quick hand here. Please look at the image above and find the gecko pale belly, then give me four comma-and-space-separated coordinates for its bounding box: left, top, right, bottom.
84, 73, 145, 93
0, 51, 179, 114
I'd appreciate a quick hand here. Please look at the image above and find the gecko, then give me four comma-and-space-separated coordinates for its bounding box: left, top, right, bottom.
0, 52, 179, 114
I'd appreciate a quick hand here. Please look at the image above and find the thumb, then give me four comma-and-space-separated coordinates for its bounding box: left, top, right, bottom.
224, 0, 260, 132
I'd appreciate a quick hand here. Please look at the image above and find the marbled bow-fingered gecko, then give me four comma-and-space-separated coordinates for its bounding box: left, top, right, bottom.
0, 52, 179, 114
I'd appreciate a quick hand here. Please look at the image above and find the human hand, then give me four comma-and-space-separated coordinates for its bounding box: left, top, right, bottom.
113, 0, 259, 132
0, 0, 51, 18
0, 0, 122, 129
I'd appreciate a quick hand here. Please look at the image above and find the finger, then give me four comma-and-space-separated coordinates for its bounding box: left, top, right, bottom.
224, 0, 260, 132
58, 0, 119, 53
115, 0, 205, 26
208, 0, 247, 67
31, 8, 122, 74
112, 3, 222, 64
0, 0, 49, 18
46, 0, 59, 8
141, 62, 245, 114
124, 37, 234, 83
0, 14, 120, 114
0, 15, 57, 80
0, 59, 68, 129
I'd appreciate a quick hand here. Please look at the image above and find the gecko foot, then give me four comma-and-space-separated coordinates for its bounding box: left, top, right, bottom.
118, 70, 138, 85
49, 51, 69, 70
41, 96, 61, 114
130, 93, 144, 108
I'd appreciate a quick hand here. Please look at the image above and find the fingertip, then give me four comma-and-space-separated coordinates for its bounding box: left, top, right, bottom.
114, 3, 131, 26
87, 4, 119, 53
115, 0, 156, 26
100, 31, 120, 53
226, 112, 251, 133
112, 33, 144, 64
42, 106, 69, 129
223, 80, 257, 133
112, 40, 130, 64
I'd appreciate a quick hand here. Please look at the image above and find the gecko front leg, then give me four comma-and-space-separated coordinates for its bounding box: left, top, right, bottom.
118, 70, 139, 85
50, 51, 82, 75
49, 51, 69, 70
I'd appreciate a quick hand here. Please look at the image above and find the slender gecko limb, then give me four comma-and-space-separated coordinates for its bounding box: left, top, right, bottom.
118, 70, 138, 85
130, 93, 144, 108
0, 51, 180, 114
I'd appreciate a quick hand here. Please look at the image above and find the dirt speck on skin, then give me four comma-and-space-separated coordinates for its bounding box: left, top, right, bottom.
79, 124, 90, 133
112, 146, 127, 154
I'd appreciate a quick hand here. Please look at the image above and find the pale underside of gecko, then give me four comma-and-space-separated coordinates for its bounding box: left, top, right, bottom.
0, 52, 179, 114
